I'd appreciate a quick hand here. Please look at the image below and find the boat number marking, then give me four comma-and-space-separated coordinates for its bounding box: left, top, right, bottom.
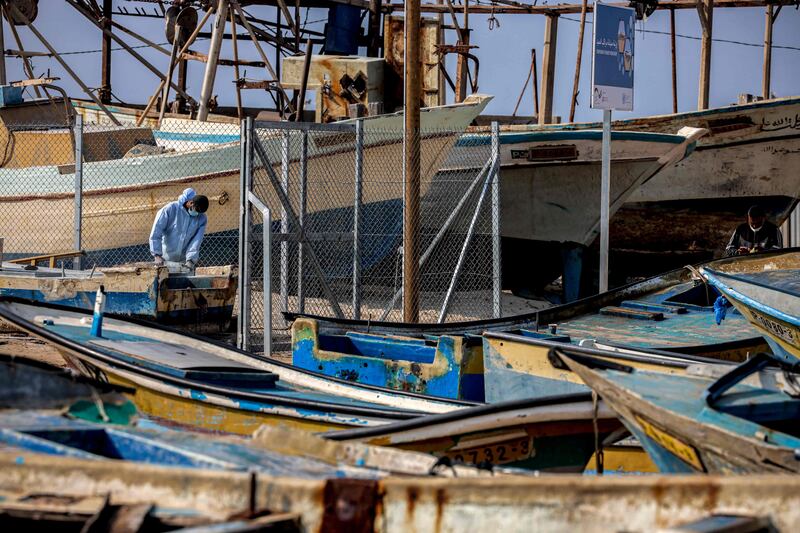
445, 437, 534, 466
748, 310, 797, 345
635, 415, 705, 472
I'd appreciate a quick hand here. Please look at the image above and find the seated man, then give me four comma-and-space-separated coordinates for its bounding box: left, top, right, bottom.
149, 187, 209, 270
725, 205, 782, 256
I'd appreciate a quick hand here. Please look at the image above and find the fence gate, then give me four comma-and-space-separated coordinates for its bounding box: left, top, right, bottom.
238, 118, 501, 354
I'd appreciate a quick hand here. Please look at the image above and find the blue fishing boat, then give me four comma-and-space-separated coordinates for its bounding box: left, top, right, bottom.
0, 262, 237, 332
558, 347, 800, 474
291, 317, 484, 401
0, 298, 478, 434
701, 249, 800, 363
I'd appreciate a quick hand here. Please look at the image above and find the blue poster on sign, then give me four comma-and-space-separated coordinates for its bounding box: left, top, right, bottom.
591, 2, 635, 111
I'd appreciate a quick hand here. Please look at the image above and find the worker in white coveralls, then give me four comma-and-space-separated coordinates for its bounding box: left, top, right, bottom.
149, 187, 209, 271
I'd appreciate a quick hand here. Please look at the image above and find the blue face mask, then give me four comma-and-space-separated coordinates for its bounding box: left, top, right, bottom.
188, 208, 199, 217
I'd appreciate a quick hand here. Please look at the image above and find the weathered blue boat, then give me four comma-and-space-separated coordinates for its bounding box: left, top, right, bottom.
559, 347, 800, 474
324, 391, 621, 473
0, 298, 480, 434
291, 317, 484, 401
701, 249, 800, 363
0, 262, 237, 332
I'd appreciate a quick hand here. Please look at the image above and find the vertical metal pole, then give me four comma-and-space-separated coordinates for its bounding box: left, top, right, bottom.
297, 130, 308, 313
352, 119, 364, 319
280, 130, 290, 316
73, 115, 83, 270
539, 14, 559, 125
197, 0, 228, 121
238, 118, 253, 351
670, 8, 678, 114
599, 109, 611, 293
262, 205, 272, 356
491, 121, 501, 318
762, 4, 774, 99
403, 0, 421, 323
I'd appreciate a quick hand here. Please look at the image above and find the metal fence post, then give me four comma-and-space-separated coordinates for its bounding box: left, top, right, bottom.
297, 130, 308, 313
280, 130, 290, 318
73, 114, 83, 270
238, 117, 253, 351
491, 121, 502, 318
352, 119, 364, 319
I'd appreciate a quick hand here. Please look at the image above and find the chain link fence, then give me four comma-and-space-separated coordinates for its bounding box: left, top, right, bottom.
0, 109, 241, 271
0, 106, 500, 354
240, 119, 501, 352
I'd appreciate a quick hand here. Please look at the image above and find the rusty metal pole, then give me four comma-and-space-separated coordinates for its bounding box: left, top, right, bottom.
670, 7, 678, 113
100, 0, 112, 103
197, 0, 228, 121
697, 0, 713, 110
532, 49, 539, 116
762, 4, 773, 99
403, 0, 421, 322
568, 0, 587, 122
230, 8, 244, 120
539, 13, 558, 124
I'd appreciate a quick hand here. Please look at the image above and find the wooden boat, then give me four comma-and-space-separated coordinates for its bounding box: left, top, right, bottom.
324, 392, 621, 472
0, 262, 236, 332
286, 252, 771, 357
701, 249, 800, 362
560, 348, 800, 474
0, 298, 482, 434
436, 127, 707, 292
499, 96, 800, 280
4, 95, 491, 269
291, 317, 484, 401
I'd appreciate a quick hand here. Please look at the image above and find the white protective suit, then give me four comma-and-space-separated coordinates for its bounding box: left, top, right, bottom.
149, 188, 208, 264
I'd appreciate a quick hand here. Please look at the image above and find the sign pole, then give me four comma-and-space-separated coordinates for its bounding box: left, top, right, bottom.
600, 108, 611, 293
591, 1, 634, 294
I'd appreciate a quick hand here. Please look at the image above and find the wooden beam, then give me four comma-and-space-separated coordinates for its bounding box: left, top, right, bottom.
384, 0, 793, 15
670, 7, 678, 113
697, 0, 713, 110
762, 3, 773, 99
539, 13, 558, 125
367, 0, 383, 57
99, 0, 112, 103
568, 0, 587, 122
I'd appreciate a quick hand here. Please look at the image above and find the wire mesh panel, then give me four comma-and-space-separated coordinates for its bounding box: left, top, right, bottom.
80, 117, 241, 268
0, 117, 78, 267
243, 120, 500, 352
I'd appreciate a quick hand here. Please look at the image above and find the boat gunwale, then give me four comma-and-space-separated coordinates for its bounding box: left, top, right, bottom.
323, 390, 605, 441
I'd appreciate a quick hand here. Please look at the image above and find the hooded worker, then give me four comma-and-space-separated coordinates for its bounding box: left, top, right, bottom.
149, 187, 209, 269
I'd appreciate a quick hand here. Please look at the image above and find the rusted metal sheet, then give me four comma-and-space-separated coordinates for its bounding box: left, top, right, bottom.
383, 16, 442, 111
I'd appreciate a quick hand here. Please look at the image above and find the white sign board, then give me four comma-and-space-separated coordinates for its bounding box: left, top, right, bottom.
591, 3, 635, 111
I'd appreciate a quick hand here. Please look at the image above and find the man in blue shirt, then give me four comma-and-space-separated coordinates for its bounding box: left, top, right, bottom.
149, 188, 209, 270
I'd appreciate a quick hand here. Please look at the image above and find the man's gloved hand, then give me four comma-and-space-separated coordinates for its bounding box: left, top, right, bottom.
183, 259, 196, 270
154, 255, 165, 266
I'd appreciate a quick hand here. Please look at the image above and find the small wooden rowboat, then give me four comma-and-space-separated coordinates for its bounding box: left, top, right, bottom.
559, 348, 800, 474
324, 392, 621, 473
291, 317, 484, 401
0, 262, 236, 332
701, 249, 800, 362
0, 298, 479, 434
